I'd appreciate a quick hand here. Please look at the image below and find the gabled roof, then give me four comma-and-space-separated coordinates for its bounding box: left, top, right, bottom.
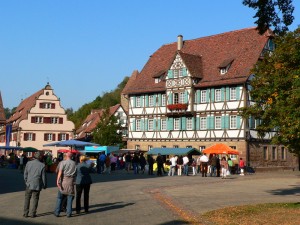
7, 89, 44, 128
179, 51, 203, 79
122, 27, 271, 95
76, 104, 122, 139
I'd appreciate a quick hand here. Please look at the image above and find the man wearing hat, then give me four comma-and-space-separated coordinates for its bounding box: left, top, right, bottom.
23, 151, 47, 218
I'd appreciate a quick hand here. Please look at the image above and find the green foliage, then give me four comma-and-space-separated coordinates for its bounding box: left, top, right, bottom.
68, 76, 129, 129
241, 28, 300, 154
4, 107, 16, 119
92, 108, 123, 146
243, 0, 294, 35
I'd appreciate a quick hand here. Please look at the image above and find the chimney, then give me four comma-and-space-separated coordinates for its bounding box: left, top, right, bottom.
177, 35, 183, 50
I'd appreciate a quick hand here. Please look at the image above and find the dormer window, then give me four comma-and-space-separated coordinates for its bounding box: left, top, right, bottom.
219, 58, 234, 75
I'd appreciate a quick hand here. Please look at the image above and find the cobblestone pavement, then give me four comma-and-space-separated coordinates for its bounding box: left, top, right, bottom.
0, 168, 299, 225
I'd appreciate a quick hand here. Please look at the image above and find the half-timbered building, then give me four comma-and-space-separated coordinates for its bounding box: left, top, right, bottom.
121, 27, 298, 169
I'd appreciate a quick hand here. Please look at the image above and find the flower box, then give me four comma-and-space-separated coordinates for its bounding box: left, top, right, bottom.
167, 103, 188, 111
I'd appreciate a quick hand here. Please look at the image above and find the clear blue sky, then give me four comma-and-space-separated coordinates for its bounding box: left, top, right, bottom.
1, 1, 300, 111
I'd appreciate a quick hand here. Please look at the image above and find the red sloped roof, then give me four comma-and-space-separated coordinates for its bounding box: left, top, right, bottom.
122, 27, 271, 95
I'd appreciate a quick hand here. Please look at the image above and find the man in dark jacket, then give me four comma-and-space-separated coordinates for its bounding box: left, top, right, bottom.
23, 152, 47, 218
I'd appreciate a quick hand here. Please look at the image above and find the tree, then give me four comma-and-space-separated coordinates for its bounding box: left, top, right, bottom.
243, 0, 295, 35
92, 108, 123, 146
241, 28, 300, 154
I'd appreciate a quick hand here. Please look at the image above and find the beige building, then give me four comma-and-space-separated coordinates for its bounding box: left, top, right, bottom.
0, 83, 75, 157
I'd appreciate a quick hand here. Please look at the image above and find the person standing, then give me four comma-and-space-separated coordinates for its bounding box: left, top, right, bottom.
177, 156, 183, 176
19, 154, 24, 173
23, 152, 47, 218
239, 158, 245, 176
199, 153, 209, 177
183, 155, 189, 176
156, 153, 164, 176
139, 153, 147, 174
75, 155, 92, 214
220, 156, 229, 179
168, 155, 177, 176
147, 155, 154, 175
227, 157, 233, 175
209, 154, 217, 177
54, 152, 76, 218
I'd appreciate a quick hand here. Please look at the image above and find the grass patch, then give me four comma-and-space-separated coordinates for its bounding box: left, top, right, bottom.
202, 203, 300, 225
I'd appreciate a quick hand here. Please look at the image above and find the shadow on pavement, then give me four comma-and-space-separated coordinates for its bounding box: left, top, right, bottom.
268, 185, 300, 196
0, 216, 51, 225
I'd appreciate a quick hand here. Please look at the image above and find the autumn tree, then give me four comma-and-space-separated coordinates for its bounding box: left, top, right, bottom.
92, 108, 123, 146
241, 28, 300, 154
243, 0, 295, 35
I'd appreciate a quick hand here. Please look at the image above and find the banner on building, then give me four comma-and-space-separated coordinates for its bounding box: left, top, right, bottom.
5, 124, 12, 147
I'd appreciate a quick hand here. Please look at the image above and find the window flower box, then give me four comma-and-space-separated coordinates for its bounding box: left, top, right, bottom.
167, 103, 188, 111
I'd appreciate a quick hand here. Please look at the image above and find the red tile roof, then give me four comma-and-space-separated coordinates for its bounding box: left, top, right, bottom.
7, 89, 44, 129
76, 104, 121, 139
122, 27, 271, 95
0, 92, 6, 124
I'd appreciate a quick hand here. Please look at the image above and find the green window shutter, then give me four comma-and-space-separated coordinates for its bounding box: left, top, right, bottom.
207, 116, 211, 129
145, 95, 149, 107
211, 88, 215, 102
141, 119, 144, 131
249, 116, 255, 129
208, 116, 215, 130
206, 89, 210, 103
153, 119, 156, 131
167, 118, 173, 131
182, 117, 186, 130
140, 96, 144, 107
221, 87, 225, 101
154, 95, 157, 107
157, 119, 161, 130
144, 119, 148, 131
196, 90, 200, 104
184, 91, 188, 103
236, 86, 241, 100
221, 116, 225, 129
182, 68, 187, 77
168, 70, 173, 78
237, 116, 241, 128
226, 87, 230, 101
196, 117, 200, 130
225, 115, 230, 129
168, 93, 173, 104
192, 117, 195, 130
158, 94, 162, 106
133, 96, 136, 108
132, 119, 136, 131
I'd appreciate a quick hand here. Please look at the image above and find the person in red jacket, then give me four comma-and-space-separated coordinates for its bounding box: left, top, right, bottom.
239, 158, 245, 176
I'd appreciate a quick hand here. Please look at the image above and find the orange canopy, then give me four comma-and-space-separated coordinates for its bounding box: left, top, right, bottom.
202, 143, 239, 155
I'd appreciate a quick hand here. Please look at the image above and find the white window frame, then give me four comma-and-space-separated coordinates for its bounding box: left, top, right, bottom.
174, 118, 180, 130
149, 95, 154, 107
136, 96, 141, 107
148, 119, 154, 131
179, 92, 185, 103
136, 119, 141, 131
35, 117, 43, 123
47, 133, 53, 141
200, 90, 206, 103
27, 133, 33, 141
230, 115, 237, 129
162, 94, 166, 106
60, 133, 66, 141
230, 87, 236, 100
161, 119, 167, 131
200, 117, 207, 130
215, 89, 221, 102
186, 117, 193, 130
215, 116, 221, 129
51, 117, 59, 124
